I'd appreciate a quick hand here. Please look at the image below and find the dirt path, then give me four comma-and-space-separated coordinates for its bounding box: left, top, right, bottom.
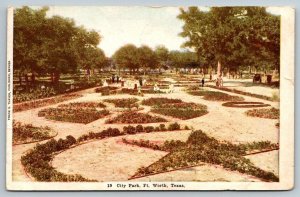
12, 82, 279, 182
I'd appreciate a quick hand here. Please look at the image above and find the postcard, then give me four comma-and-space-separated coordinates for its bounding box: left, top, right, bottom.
6, 6, 294, 190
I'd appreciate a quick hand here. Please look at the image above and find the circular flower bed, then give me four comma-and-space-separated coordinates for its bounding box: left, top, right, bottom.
105, 111, 167, 124
222, 101, 271, 108
245, 107, 279, 119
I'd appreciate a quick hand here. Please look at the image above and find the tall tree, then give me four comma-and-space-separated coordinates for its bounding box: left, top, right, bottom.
155, 45, 169, 70
113, 44, 139, 74
136, 45, 157, 75
177, 7, 280, 75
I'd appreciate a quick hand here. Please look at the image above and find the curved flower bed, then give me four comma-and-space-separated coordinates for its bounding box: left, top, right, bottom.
58, 102, 106, 109
38, 108, 110, 124
130, 130, 279, 182
188, 90, 244, 101
13, 93, 82, 112
141, 97, 183, 106
222, 101, 270, 108
245, 107, 279, 119
21, 123, 185, 182
103, 98, 139, 108
105, 111, 167, 124
13, 121, 57, 145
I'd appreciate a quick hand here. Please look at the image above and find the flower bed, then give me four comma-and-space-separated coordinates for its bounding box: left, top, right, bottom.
103, 98, 139, 108
105, 111, 167, 124
188, 90, 244, 101
13, 121, 57, 145
13, 94, 82, 112
141, 97, 183, 106
245, 107, 279, 119
21, 122, 186, 182
130, 130, 279, 182
58, 102, 106, 109
95, 86, 119, 95
207, 85, 274, 101
38, 108, 110, 124
222, 101, 270, 108
151, 102, 208, 120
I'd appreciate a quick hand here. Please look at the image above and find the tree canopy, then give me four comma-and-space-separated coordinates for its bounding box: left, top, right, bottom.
177, 7, 280, 73
14, 6, 107, 82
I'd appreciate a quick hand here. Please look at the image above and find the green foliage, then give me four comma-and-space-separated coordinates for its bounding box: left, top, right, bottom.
14, 6, 106, 82
178, 7, 280, 73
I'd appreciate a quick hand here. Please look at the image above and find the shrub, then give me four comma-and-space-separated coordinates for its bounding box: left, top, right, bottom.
144, 126, 155, 133
123, 125, 136, 134
136, 125, 144, 133
168, 122, 180, 131
159, 124, 166, 131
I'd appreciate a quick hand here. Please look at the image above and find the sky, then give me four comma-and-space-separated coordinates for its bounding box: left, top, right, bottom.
41, 6, 281, 57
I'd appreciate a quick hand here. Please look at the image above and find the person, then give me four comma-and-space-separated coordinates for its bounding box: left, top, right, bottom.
154, 83, 160, 92
139, 77, 143, 87
201, 77, 205, 87
103, 80, 108, 87
112, 74, 115, 83
116, 75, 119, 83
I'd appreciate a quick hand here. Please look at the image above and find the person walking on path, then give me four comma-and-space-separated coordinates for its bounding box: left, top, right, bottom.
201, 77, 205, 87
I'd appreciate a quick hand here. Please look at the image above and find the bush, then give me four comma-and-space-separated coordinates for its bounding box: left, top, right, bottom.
144, 126, 155, 133
136, 125, 144, 133
168, 122, 180, 131
123, 125, 136, 134
159, 124, 166, 131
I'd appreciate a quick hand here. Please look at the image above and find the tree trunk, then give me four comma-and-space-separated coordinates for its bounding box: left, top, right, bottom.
54, 72, 60, 84
31, 73, 36, 84
18, 73, 22, 86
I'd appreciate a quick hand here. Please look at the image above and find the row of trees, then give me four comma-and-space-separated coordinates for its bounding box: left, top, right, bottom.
112, 44, 198, 74
14, 6, 107, 84
177, 7, 280, 74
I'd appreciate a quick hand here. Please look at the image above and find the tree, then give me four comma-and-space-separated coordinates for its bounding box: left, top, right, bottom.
136, 45, 157, 75
113, 44, 139, 74
177, 7, 280, 75
155, 45, 169, 70
169, 50, 198, 69
14, 6, 105, 85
